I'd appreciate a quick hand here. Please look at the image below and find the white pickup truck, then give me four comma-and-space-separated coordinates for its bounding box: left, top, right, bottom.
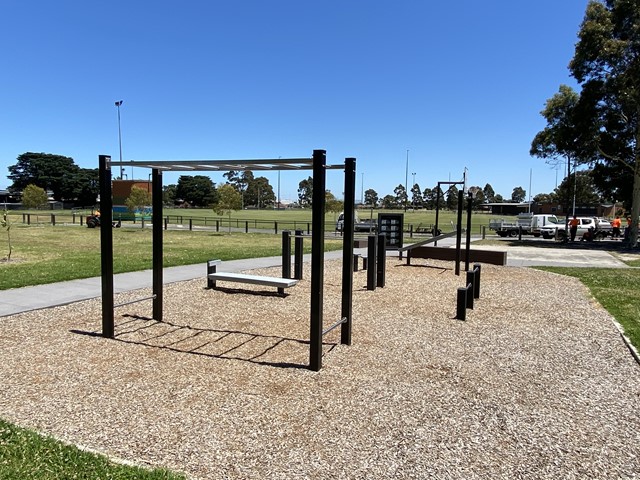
489, 213, 560, 238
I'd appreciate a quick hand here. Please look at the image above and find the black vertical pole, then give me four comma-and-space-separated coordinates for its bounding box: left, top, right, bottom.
152, 168, 163, 321
466, 271, 475, 309
465, 191, 472, 272
341, 157, 356, 346
455, 189, 464, 276
367, 235, 377, 291
473, 263, 481, 299
282, 230, 291, 279
456, 287, 467, 320
294, 229, 304, 280
434, 183, 441, 246
309, 149, 326, 371
99, 155, 114, 338
376, 232, 386, 288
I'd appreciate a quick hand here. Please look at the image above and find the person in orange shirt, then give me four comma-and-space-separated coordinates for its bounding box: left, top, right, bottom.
569, 215, 580, 242
611, 216, 621, 238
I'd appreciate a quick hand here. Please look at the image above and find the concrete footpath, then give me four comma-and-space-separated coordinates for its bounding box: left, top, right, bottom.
0, 238, 630, 318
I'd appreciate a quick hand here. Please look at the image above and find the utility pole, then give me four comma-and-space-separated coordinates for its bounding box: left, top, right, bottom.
404, 149, 409, 211
115, 100, 124, 179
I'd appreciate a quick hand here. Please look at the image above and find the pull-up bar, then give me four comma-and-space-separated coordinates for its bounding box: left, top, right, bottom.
98, 149, 356, 371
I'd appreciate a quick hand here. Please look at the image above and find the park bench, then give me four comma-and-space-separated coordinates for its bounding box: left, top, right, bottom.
206, 260, 299, 295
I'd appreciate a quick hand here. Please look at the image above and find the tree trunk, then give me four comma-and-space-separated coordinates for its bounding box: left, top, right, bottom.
631, 116, 640, 248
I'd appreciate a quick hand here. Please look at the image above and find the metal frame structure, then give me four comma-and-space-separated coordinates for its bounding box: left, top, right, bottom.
98, 150, 356, 371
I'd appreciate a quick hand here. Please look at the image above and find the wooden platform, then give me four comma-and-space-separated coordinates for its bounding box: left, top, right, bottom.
406, 246, 507, 266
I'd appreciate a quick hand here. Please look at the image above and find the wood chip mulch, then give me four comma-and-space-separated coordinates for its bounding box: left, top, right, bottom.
0, 259, 638, 479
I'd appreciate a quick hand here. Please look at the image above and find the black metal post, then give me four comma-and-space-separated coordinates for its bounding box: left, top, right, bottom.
465, 191, 472, 272
456, 287, 467, 321
466, 284, 474, 309
341, 157, 356, 346
434, 184, 441, 246
376, 232, 386, 288
367, 234, 377, 291
473, 263, 481, 299
99, 155, 114, 338
152, 168, 163, 321
294, 229, 304, 280
455, 190, 464, 276
466, 272, 475, 309
309, 150, 326, 372
282, 230, 291, 279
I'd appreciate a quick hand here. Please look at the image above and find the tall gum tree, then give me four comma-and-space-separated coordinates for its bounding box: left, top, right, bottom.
569, 0, 640, 246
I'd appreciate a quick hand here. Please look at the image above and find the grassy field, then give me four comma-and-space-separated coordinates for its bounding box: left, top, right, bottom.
8, 207, 500, 235
0, 419, 185, 479
0, 225, 342, 290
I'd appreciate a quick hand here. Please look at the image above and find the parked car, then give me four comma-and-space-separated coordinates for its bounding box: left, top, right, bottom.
540, 216, 611, 240
336, 212, 377, 233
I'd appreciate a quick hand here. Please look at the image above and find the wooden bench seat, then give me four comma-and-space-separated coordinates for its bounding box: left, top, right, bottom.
207, 260, 299, 294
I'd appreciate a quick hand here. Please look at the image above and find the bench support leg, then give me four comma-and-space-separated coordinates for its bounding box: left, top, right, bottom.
207, 262, 218, 289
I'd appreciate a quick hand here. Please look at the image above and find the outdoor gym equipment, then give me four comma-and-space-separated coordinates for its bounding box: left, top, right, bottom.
98, 150, 356, 371
455, 263, 481, 321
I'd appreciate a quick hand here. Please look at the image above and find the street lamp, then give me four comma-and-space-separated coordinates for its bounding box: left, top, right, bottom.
404, 149, 409, 212
361, 172, 364, 205
115, 100, 124, 179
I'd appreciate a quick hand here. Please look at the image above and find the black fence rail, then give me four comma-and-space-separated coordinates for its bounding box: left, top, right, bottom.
16, 213, 483, 237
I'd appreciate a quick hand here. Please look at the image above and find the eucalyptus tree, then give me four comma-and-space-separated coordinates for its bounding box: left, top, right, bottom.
534, 0, 640, 245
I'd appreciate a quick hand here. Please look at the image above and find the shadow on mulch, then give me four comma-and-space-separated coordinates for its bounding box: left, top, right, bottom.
70, 314, 338, 370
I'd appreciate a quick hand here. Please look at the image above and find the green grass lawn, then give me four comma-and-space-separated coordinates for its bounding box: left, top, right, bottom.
0, 419, 185, 479
0, 225, 342, 290
8, 207, 498, 235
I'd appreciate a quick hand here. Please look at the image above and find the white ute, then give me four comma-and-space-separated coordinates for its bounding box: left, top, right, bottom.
489, 213, 560, 238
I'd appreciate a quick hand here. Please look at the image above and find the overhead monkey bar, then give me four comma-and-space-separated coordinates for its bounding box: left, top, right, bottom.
98, 150, 356, 371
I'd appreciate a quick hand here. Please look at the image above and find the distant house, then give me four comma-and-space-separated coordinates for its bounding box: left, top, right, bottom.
530, 203, 565, 215
485, 202, 531, 215
531, 202, 615, 217
0, 189, 21, 209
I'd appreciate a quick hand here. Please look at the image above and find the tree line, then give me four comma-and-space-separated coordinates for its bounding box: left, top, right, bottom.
6, 152, 604, 213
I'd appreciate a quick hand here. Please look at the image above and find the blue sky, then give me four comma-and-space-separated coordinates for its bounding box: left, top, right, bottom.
1, 0, 588, 203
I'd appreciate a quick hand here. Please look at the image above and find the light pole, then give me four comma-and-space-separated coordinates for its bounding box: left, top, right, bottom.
361, 172, 364, 205
115, 100, 124, 179
404, 149, 409, 211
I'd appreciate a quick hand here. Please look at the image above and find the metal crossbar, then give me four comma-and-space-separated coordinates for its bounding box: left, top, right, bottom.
106, 158, 347, 172
322, 317, 347, 336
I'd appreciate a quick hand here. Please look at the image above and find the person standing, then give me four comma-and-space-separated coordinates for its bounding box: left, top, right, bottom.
569, 215, 580, 242
611, 216, 622, 238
